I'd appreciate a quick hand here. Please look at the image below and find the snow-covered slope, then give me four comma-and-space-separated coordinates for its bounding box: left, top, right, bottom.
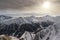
24, 16, 39, 23
34, 22, 60, 40
0, 15, 12, 23
20, 31, 35, 40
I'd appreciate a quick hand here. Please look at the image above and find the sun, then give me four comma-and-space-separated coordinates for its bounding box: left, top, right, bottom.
42, 1, 50, 9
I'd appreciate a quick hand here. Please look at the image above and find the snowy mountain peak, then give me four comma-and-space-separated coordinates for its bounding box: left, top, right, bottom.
44, 15, 52, 17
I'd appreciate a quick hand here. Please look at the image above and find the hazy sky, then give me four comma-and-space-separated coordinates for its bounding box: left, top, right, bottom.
0, 0, 60, 17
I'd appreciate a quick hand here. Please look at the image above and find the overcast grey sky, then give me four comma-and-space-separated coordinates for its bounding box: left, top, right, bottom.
0, 0, 60, 17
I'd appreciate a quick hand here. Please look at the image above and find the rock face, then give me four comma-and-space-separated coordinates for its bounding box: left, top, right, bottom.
0, 35, 11, 40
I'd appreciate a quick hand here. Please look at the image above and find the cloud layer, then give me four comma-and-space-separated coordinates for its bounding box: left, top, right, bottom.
0, 0, 60, 16
0, 0, 41, 9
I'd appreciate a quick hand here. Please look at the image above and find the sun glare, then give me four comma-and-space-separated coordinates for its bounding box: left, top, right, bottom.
42, 1, 50, 9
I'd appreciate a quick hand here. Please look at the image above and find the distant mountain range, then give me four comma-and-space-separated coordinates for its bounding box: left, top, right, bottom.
0, 15, 60, 25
